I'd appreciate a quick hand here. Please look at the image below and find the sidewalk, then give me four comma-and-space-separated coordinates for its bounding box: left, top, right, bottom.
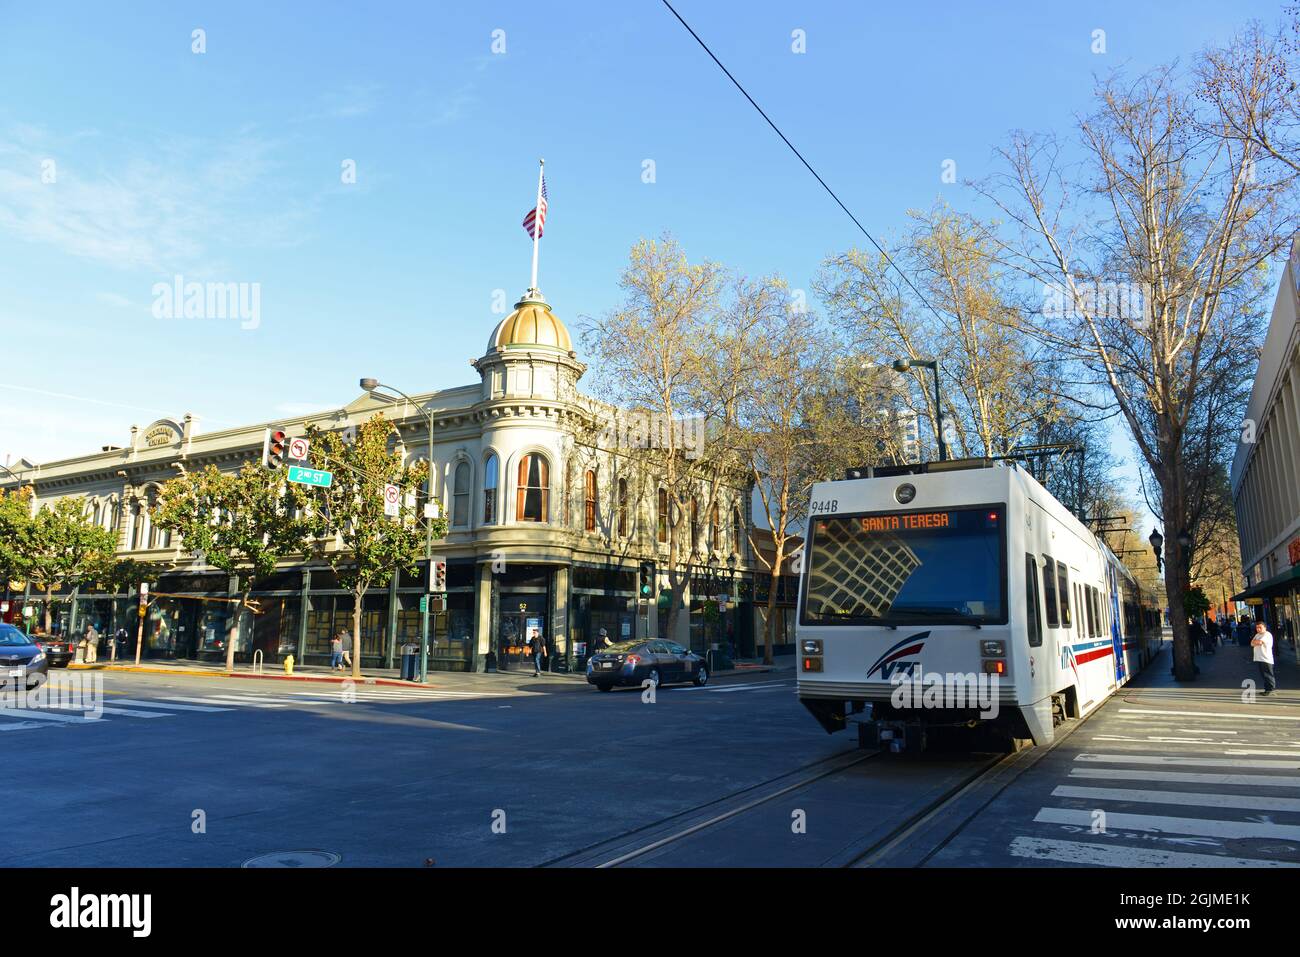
1132, 628, 1298, 704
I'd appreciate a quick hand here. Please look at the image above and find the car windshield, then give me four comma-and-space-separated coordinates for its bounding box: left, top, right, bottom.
0, 624, 34, 646
801, 505, 1006, 626
602, 641, 643, 654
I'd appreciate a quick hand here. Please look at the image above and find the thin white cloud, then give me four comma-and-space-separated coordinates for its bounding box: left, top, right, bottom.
96, 292, 132, 308
0, 125, 315, 274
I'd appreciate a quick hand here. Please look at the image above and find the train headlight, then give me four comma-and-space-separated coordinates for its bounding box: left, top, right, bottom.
980, 639, 1006, 657
894, 483, 917, 504
801, 639, 823, 655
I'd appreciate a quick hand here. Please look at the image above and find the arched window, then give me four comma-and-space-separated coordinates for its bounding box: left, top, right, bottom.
516, 454, 549, 522
584, 470, 597, 532
453, 461, 471, 527
657, 488, 668, 544
129, 501, 142, 550
617, 478, 628, 538
564, 461, 573, 526
483, 454, 499, 524
710, 502, 720, 552
732, 507, 743, 554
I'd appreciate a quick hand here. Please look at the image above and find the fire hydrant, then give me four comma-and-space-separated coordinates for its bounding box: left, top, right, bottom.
283, 654, 294, 675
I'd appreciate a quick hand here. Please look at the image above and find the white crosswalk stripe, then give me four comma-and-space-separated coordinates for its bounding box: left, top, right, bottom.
0, 681, 527, 732
1004, 703, 1300, 867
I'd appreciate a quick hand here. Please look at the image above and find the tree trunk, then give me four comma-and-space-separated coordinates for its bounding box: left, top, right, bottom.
1159, 452, 1194, 681
352, 585, 364, 680
226, 587, 248, 672
44, 585, 53, 634
764, 541, 784, 666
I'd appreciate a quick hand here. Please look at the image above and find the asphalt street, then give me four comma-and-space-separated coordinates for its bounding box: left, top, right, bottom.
3, 667, 852, 867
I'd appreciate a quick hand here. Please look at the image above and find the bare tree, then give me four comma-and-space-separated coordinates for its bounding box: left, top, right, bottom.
977, 64, 1297, 679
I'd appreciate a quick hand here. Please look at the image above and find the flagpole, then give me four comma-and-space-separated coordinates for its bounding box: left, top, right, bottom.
530, 158, 544, 293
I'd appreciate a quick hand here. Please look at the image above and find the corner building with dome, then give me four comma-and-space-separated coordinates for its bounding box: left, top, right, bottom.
0, 288, 762, 673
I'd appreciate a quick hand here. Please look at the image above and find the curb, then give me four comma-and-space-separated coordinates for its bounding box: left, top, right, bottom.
67, 663, 425, 688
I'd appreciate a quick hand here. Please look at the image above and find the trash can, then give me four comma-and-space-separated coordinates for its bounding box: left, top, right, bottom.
401, 643, 421, 681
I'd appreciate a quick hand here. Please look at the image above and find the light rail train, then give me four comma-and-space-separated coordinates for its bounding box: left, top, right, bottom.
795, 459, 1163, 751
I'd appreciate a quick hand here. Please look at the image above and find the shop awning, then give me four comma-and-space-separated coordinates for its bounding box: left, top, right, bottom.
1232, 564, 1300, 603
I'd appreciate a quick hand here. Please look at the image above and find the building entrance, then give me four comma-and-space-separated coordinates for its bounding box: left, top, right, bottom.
497, 594, 547, 671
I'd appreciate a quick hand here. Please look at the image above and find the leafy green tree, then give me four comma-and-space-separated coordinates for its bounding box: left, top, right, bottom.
1184, 586, 1212, 619
18, 497, 119, 634
155, 463, 311, 671
305, 414, 439, 680
0, 488, 34, 597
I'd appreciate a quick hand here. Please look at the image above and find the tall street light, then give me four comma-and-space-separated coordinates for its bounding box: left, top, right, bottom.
1149, 528, 1164, 573
892, 358, 947, 461
360, 377, 435, 682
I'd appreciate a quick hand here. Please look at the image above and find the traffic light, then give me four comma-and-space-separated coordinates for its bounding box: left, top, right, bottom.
638, 561, 655, 599
427, 556, 447, 595
262, 428, 287, 470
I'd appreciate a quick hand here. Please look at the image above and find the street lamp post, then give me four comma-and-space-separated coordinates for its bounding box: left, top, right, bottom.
892, 358, 946, 461
361, 377, 435, 682
1149, 528, 1164, 574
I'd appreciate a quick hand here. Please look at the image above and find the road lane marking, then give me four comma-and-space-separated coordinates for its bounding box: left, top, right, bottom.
1009, 836, 1299, 868
1070, 767, 1300, 788
1077, 753, 1300, 770
1119, 707, 1300, 723
159, 696, 286, 709
1052, 784, 1300, 812
109, 698, 232, 713
0, 709, 108, 723
1035, 806, 1300, 840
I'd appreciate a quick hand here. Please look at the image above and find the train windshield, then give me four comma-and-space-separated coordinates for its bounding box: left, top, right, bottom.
801, 505, 1006, 626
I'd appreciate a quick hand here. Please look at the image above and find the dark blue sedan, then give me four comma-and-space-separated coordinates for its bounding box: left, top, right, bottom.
0, 623, 49, 690
586, 639, 709, 691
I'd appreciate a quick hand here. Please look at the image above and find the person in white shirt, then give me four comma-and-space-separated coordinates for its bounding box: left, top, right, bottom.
1251, 621, 1276, 695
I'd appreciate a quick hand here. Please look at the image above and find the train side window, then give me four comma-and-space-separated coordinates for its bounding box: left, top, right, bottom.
1025, 554, 1044, 647
1085, 586, 1097, 638
1042, 556, 1060, 628
1057, 564, 1072, 628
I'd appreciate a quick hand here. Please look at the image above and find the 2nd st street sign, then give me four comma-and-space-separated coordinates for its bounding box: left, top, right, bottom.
287, 466, 333, 488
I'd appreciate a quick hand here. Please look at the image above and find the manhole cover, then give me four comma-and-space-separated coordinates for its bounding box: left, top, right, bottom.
242, 850, 340, 868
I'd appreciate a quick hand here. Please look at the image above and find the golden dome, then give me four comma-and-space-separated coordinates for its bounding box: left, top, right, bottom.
488, 293, 572, 352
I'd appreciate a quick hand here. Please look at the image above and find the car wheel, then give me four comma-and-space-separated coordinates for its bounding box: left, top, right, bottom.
596, 684, 613, 692
693, 667, 709, 687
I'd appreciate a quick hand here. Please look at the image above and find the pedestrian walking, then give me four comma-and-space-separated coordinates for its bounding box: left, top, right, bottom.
330, 633, 343, 670
593, 627, 610, 652
1189, 618, 1206, 656
530, 628, 545, 676
84, 622, 99, 664
114, 626, 128, 661
1252, 620, 1277, 695
341, 633, 353, 669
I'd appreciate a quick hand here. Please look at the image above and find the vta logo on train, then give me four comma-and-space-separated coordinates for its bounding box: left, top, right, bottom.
866, 632, 929, 680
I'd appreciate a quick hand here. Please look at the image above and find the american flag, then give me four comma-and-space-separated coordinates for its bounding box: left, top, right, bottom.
522, 175, 548, 239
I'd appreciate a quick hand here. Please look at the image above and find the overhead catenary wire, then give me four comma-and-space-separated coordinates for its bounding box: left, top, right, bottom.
658, 0, 950, 329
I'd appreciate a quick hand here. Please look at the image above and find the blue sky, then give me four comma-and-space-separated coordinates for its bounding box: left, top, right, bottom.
0, 0, 1282, 490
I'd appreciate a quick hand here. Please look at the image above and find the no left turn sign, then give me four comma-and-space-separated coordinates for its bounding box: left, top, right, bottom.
289, 437, 310, 461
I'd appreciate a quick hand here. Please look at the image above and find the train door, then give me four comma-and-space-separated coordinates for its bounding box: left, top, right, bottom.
1106, 566, 1126, 681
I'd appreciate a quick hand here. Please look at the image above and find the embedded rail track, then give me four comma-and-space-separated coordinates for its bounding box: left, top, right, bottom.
541, 710, 1094, 868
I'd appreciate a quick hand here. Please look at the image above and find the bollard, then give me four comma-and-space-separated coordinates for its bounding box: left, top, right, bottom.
283, 654, 294, 675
